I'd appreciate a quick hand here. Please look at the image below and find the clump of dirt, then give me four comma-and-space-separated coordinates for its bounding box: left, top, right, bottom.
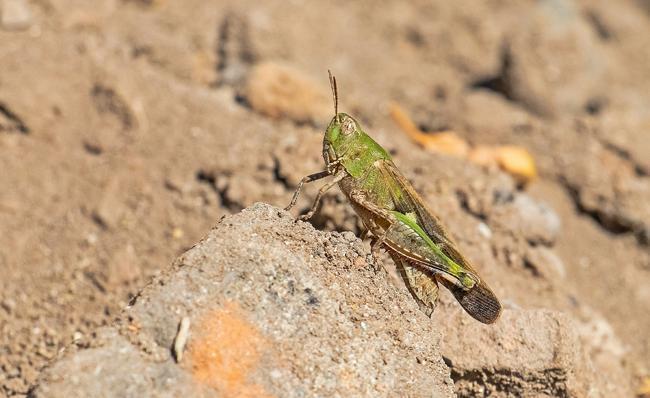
1, 0, 649, 396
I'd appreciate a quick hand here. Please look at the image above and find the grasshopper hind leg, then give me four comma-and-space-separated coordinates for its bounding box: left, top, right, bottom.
391, 254, 439, 317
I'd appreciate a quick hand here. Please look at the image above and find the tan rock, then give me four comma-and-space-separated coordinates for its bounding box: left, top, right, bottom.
245, 62, 331, 125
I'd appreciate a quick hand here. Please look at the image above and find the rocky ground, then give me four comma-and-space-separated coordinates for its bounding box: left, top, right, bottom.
1, 0, 649, 397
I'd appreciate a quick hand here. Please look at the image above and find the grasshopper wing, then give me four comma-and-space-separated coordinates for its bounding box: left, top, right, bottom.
377, 159, 502, 324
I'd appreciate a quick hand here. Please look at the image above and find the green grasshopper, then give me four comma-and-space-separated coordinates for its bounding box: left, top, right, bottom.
285, 72, 501, 324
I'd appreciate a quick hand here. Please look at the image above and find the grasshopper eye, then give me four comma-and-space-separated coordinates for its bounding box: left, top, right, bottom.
341, 118, 356, 136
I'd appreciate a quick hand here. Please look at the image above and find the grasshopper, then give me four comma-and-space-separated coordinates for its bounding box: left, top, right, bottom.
285, 72, 501, 324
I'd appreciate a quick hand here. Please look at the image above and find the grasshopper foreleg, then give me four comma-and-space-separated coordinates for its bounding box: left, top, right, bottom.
299, 171, 346, 220
285, 170, 331, 211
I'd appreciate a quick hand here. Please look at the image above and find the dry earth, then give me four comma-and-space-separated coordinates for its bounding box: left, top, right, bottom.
1, 0, 649, 396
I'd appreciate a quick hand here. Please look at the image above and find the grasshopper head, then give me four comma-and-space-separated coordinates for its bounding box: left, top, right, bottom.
322, 72, 389, 174
323, 112, 359, 170
322, 72, 360, 171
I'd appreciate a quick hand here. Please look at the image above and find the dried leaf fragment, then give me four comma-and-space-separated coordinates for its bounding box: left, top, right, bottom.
389, 103, 469, 157
390, 102, 536, 185
493, 145, 537, 184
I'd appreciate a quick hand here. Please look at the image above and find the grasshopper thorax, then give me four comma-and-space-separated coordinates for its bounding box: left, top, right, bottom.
322, 111, 392, 178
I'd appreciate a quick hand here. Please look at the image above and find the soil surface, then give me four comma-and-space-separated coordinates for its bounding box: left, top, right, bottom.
1, 0, 649, 396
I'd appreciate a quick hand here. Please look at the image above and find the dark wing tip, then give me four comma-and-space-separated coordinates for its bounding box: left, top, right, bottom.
443, 280, 502, 324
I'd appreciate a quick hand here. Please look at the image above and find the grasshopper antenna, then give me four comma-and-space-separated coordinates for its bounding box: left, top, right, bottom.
328, 70, 338, 119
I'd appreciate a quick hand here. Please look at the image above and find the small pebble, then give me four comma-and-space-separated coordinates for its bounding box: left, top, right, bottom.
341, 231, 357, 242
172, 228, 184, 239
1, 0, 33, 31
477, 222, 492, 239
173, 317, 191, 363
1, 298, 16, 313
524, 246, 566, 281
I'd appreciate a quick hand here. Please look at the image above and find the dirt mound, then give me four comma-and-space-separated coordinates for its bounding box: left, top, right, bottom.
31, 204, 610, 397
32, 204, 455, 397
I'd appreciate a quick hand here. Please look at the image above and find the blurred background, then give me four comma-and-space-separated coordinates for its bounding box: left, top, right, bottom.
1, 0, 649, 396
